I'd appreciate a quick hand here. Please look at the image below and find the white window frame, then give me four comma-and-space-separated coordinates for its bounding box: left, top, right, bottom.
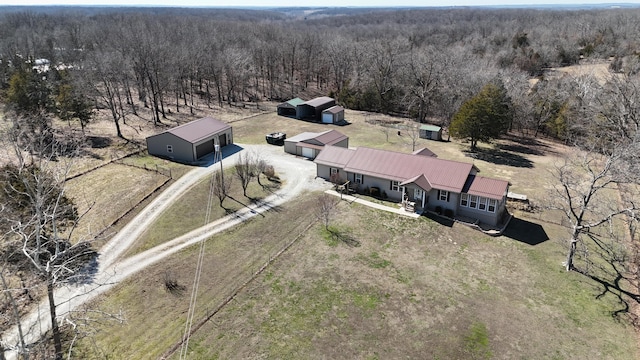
391, 181, 400, 192
460, 193, 469, 207
330, 168, 338, 176
469, 195, 478, 209
488, 199, 497, 213
355, 173, 363, 184
414, 188, 423, 200
478, 197, 487, 211
439, 190, 448, 201
167, 145, 173, 153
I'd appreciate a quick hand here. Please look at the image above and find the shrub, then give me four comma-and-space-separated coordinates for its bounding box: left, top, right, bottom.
435, 206, 442, 214
444, 209, 454, 218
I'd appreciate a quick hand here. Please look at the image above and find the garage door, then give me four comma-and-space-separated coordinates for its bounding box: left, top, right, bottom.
195, 140, 214, 159
301, 147, 315, 159
322, 113, 333, 124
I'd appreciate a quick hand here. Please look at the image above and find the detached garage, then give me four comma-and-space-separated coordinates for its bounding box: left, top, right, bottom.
322, 105, 345, 124
277, 97, 305, 117
296, 97, 336, 121
284, 130, 349, 159
146, 117, 233, 163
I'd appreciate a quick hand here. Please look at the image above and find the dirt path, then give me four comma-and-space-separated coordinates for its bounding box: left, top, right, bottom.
1, 144, 328, 359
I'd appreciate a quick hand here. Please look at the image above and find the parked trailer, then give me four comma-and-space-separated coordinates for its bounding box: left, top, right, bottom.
266, 132, 286, 145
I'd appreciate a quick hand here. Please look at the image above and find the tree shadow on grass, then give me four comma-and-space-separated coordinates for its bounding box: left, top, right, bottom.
574, 232, 640, 321
463, 147, 533, 168
501, 217, 549, 245
327, 226, 360, 247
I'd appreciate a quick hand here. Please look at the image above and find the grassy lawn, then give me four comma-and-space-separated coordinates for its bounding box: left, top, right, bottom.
126, 169, 281, 256
74, 193, 638, 359
65, 162, 170, 244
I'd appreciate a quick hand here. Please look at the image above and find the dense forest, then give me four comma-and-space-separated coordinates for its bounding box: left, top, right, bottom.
1, 6, 639, 141
2, 6, 640, 359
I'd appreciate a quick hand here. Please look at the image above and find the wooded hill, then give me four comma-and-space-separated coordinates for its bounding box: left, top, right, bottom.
0, 6, 639, 142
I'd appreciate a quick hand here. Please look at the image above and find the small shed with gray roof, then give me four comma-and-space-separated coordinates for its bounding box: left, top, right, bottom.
146, 117, 233, 163
321, 105, 345, 124
284, 129, 348, 159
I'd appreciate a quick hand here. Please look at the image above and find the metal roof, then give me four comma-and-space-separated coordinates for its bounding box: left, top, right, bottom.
311, 130, 347, 146
343, 147, 474, 192
462, 175, 509, 200
412, 147, 437, 157
316, 145, 508, 196
285, 132, 318, 143
400, 174, 432, 192
314, 146, 356, 168
166, 117, 230, 144
303, 97, 335, 107
420, 124, 442, 132
284, 97, 305, 106
323, 105, 344, 114
286, 130, 347, 147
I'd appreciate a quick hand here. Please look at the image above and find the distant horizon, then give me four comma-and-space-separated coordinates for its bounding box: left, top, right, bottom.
1, 1, 640, 9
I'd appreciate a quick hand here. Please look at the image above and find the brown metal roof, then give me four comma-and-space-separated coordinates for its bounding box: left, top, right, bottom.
296, 142, 324, 150
400, 174, 432, 191
412, 147, 437, 158
314, 146, 356, 168
309, 130, 347, 146
462, 175, 509, 200
303, 97, 335, 107
342, 147, 475, 193
323, 105, 344, 114
167, 117, 230, 144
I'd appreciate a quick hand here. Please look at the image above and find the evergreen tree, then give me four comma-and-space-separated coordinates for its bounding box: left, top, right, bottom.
449, 81, 513, 150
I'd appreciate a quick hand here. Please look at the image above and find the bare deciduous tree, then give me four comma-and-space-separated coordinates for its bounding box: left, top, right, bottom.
234, 152, 254, 198
315, 194, 339, 231
1, 123, 97, 360
211, 169, 232, 208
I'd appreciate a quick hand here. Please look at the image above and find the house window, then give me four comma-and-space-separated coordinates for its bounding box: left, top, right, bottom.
167, 145, 173, 153
330, 168, 338, 175
478, 197, 487, 211
390, 181, 400, 192
414, 188, 423, 200
439, 190, 449, 202
469, 195, 478, 209
488, 199, 497, 212
460, 193, 469, 207
355, 173, 363, 184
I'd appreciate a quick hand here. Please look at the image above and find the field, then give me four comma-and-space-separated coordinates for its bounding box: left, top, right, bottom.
63, 104, 639, 359
75, 192, 637, 359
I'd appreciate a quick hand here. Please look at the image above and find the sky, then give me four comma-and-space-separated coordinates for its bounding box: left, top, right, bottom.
0, 0, 639, 7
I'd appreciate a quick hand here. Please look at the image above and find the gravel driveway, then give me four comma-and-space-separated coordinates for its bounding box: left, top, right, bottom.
2, 144, 330, 359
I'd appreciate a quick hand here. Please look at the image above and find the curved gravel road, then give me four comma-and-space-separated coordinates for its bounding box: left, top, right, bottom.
2, 144, 329, 359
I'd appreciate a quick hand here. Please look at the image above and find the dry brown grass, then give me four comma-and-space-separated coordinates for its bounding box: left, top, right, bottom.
75, 193, 638, 360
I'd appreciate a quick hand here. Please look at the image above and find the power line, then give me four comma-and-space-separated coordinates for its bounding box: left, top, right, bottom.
179, 145, 222, 359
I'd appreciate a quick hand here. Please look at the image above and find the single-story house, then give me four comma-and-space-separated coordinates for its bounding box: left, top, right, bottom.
284, 129, 348, 159
296, 97, 336, 121
419, 124, 443, 141
322, 105, 345, 124
314, 146, 509, 226
277, 97, 305, 117
146, 117, 233, 163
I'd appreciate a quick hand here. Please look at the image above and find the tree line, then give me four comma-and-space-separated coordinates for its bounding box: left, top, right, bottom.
0, 7, 639, 141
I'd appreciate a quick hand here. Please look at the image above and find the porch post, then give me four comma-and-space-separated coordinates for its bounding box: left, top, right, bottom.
421, 190, 426, 209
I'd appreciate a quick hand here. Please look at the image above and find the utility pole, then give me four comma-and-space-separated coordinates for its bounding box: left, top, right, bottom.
214, 142, 224, 188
